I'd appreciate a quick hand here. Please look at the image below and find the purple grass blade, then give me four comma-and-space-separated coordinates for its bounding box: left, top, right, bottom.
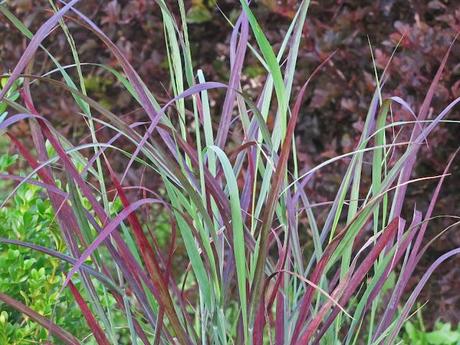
21, 84, 51, 169
253, 298, 266, 345
0, 237, 120, 292
0, 113, 40, 129
275, 281, 285, 345
391, 40, 455, 217
254, 238, 289, 345
215, 11, 248, 147
0, 173, 67, 196
372, 210, 421, 338
386, 247, 460, 343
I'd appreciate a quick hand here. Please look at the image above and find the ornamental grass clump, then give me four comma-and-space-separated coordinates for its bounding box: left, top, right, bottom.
0, 1, 459, 344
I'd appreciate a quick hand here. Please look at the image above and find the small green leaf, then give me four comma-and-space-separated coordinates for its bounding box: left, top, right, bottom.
186, 4, 212, 24
0, 311, 8, 324
426, 323, 460, 344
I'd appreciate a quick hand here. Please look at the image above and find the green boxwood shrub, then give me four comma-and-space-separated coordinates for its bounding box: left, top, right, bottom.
0, 153, 88, 344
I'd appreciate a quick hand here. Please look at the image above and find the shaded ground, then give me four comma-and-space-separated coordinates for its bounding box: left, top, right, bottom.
1, 0, 460, 327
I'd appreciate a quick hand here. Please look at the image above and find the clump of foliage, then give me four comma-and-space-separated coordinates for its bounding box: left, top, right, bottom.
402, 321, 460, 345
0, 153, 88, 344
0, 1, 459, 344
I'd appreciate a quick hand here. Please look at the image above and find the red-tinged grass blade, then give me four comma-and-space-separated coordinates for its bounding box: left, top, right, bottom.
254, 238, 290, 345
153, 307, 166, 345
0, 292, 80, 345
154, 218, 177, 345
105, 157, 167, 287
297, 218, 399, 343
267, 240, 290, 313
67, 281, 111, 345
365, 212, 420, 338
253, 296, 267, 345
